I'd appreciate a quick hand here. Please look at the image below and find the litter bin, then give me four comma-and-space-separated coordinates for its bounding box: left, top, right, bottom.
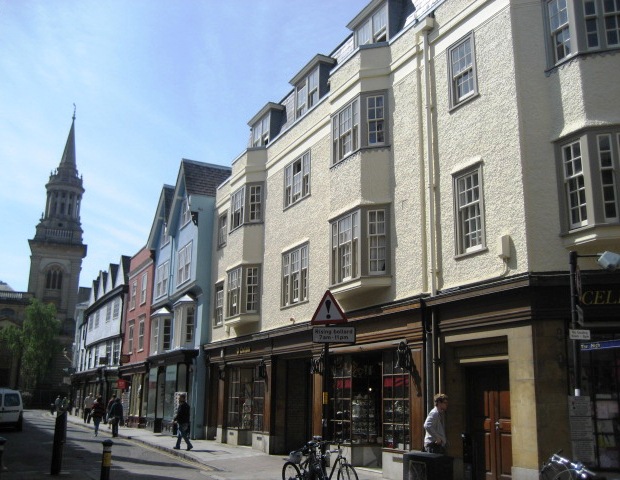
403, 451, 453, 480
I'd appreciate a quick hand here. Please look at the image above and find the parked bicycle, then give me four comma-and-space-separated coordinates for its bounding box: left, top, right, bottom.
282, 436, 358, 480
540, 451, 597, 479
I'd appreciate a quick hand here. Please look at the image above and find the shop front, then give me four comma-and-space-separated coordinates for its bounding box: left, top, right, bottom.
145, 349, 196, 433
118, 362, 148, 428
572, 274, 620, 472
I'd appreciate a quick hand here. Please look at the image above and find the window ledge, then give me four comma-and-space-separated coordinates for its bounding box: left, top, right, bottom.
224, 313, 260, 327
330, 275, 392, 299
561, 223, 620, 249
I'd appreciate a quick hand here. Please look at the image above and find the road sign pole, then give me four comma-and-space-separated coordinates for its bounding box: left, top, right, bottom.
322, 341, 329, 440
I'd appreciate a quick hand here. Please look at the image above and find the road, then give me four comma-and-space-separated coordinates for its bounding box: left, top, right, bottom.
0, 410, 215, 479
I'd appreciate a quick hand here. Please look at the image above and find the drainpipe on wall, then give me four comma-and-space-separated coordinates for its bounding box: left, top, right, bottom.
416, 15, 437, 411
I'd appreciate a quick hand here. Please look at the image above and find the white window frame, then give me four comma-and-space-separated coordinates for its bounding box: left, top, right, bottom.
331, 211, 359, 284
218, 214, 227, 248
226, 265, 261, 318
597, 134, 619, 221
332, 98, 360, 164
128, 320, 135, 353
181, 196, 192, 226
367, 95, 385, 145
140, 272, 148, 305
248, 185, 262, 222
162, 317, 172, 351
227, 268, 241, 317
252, 114, 270, 147
454, 165, 485, 255
355, 3, 388, 46
176, 241, 193, 286
130, 282, 137, 310
368, 210, 387, 274
105, 304, 111, 323
296, 68, 319, 118
562, 140, 588, 228
231, 188, 245, 229
138, 316, 145, 351
285, 151, 311, 207
230, 184, 264, 229
214, 283, 224, 326
282, 244, 309, 307
155, 261, 169, 299
547, 0, 572, 63
448, 33, 478, 108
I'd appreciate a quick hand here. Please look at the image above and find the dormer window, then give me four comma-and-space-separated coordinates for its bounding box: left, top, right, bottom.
252, 115, 270, 147
296, 68, 319, 118
181, 196, 192, 226
356, 4, 388, 46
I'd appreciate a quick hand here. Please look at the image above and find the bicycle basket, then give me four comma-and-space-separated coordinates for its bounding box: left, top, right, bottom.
288, 451, 303, 464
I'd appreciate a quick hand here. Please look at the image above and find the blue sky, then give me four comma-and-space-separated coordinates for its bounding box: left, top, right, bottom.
0, 0, 366, 292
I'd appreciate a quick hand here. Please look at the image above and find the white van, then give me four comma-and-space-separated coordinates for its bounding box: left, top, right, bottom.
0, 388, 23, 431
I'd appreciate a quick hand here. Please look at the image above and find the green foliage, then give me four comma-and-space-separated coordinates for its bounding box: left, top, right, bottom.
0, 298, 60, 391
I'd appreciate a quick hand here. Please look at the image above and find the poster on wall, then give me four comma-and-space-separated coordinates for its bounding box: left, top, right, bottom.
568, 396, 595, 463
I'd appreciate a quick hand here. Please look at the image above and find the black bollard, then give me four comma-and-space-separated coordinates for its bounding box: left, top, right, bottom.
100, 439, 113, 480
0, 436, 6, 479
50, 410, 67, 475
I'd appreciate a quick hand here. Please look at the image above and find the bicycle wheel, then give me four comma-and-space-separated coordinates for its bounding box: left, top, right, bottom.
282, 461, 303, 480
337, 463, 359, 480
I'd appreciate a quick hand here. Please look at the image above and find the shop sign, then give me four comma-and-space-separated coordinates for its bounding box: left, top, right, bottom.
577, 285, 620, 327
117, 379, 127, 389
580, 339, 620, 351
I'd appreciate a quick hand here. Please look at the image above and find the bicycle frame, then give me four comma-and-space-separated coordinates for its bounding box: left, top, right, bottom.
540, 451, 597, 479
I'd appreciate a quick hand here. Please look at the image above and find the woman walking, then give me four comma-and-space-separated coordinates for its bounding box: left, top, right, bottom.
91, 395, 106, 436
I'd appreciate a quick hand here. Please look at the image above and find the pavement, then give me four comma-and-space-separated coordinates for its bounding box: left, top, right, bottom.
64, 412, 384, 480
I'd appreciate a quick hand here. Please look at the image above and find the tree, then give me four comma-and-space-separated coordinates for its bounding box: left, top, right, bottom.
0, 298, 60, 391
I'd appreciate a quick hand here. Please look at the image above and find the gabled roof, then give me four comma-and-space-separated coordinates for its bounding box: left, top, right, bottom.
181, 159, 231, 198
146, 184, 175, 250
168, 159, 232, 232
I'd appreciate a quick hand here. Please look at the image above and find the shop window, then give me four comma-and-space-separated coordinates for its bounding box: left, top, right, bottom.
383, 349, 410, 450
330, 353, 381, 445
253, 376, 265, 432
227, 367, 254, 430
581, 336, 620, 469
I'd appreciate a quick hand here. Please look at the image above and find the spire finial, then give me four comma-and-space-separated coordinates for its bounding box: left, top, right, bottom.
72, 103, 76, 120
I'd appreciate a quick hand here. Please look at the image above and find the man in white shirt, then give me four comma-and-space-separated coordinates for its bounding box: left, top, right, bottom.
83, 393, 94, 423
424, 393, 448, 454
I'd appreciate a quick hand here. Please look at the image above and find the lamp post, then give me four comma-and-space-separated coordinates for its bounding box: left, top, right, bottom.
568, 250, 620, 396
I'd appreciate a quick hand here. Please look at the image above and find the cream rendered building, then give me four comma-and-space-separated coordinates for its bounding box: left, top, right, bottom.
203, 0, 620, 479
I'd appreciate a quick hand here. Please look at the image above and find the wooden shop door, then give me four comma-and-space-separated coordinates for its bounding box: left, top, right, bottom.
469, 365, 512, 480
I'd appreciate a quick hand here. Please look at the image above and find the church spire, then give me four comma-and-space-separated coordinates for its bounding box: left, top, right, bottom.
58, 105, 78, 177
32, 112, 85, 244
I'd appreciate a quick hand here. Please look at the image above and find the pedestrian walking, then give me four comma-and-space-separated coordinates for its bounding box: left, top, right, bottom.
173, 393, 193, 451
424, 393, 449, 454
91, 395, 106, 436
109, 397, 124, 438
54, 395, 61, 415
83, 393, 94, 423
105, 394, 117, 427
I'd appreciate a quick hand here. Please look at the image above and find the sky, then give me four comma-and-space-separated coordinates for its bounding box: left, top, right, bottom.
0, 0, 367, 292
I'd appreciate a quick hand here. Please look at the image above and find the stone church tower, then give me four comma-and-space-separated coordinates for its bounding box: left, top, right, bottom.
28, 113, 87, 337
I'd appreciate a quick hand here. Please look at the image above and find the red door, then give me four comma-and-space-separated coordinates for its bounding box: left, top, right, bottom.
469, 365, 512, 480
